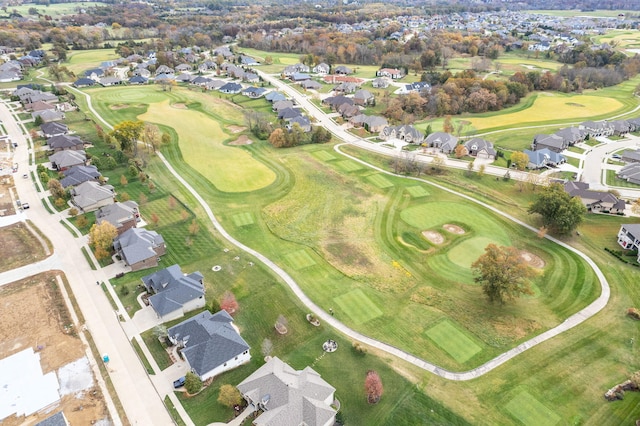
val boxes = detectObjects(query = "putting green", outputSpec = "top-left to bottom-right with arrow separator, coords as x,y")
448,237 -> 502,269
505,390 -> 560,426
284,249 -> 317,270
406,185 -> 430,197
425,320 -> 482,364
139,101 -> 276,192
366,174 -> 394,189
335,160 -> 364,172
232,212 -> 254,227
312,151 -> 337,162
334,289 -> 383,325
467,93 -> 623,130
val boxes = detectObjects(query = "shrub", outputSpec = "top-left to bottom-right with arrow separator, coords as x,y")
627,307 -> 640,320
352,341 -> 367,356
119,285 -> 129,296
69,207 -> 79,217
184,371 -> 202,394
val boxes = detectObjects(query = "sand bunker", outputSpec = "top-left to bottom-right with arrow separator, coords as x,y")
443,224 -> 465,234
422,230 -> 444,245
227,125 -> 247,133
520,251 -> 545,268
109,104 -> 129,110
228,135 -> 253,145
172,103 -> 188,109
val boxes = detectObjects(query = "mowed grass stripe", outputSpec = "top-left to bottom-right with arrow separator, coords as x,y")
284,249 -> 316,270
232,212 -> 254,227
406,185 -> 430,197
366,174 -> 394,189
311,150 -> 337,162
425,320 -> 482,364
505,391 -> 561,426
335,160 -> 364,172
334,289 -> 383,325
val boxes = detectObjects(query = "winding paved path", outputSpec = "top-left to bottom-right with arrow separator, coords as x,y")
73,81 -> 612,380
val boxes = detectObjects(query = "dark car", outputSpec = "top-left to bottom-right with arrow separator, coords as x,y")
173,376 -> 186,388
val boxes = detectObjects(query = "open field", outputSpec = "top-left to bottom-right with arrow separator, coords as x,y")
66,49 -> 121,76
1,2 -> 99,18
593,29 -> 640,54
0,222 -> 48,272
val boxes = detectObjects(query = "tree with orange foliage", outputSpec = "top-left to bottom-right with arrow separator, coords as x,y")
220,291 -> 238,315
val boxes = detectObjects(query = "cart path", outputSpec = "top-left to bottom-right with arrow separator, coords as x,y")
74,84 -> 609,381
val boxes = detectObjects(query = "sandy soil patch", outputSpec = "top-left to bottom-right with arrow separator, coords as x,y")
228,135 -> 253,145
520,251 -> 546,268
443,224 -> 465,234
0,273 -> 108,425
422,230 -> 444,245
227,125 -> 247,133
109,104 -> 129,110
172,102 -> 188,109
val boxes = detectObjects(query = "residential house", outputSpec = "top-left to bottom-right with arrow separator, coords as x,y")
49,150 -> 87,171
333,82 -> 357,94
322,95 -> 353,110
70,181 -> 115,212
564,181 -> 626,214
175,63 -> 192,73
531,134 -> 567,153
523,149 -> 566,169
617,163 -> 640,185
219,82 -> 243,94
611,120 -> 631,136
272,100 -> 295,112
60,165 -> 101,188
627,117 -> 640,132
242,87 -> 267,99
395,82 -> 430,95
237,356 -> 336,426
313,63 -> 330,75
617,224 -> 640,263
154,73 -> 175,84
426,132 -> 458,153
167,310 -> 251,381
265,92 -> 286,103
72,78 -> 96,88
27,91 -> 58,105
99,77 -> 123,86
349,114 -> 388,133
47,135 -> 84,152
95,201 -> 139,235
300,80 -> 322,90
282,63 -> 309,77
128,75 -> 148,85
33,109 -> 65,123
205,79 -> 226,91
198,61 -> 217,73
554,127 -> 586,147
376,68 -> 404,79
353,89 -> 374,106
287,115 -> 312,132
176,73 -> 194,83
83,68 -> 104,80
380,125 -> 425,144
372,77 -> 390,88
213,46 -> 234,58
243,72 -> 260,84
464,138 -> 496,159
291,72 -> 311,82
26,100 -> 55,113
155,65 -> 174,76
278,107 -> 302,120
191,76 -> 212,87
334,65 -> 352,75
621,149 -> 640,163
114,228 -> 165,272
579,120 -> 614,137
337,103 -> 360,119
240,55 -> 259,66
41,122 -> 68,138
141,264 -> 204,320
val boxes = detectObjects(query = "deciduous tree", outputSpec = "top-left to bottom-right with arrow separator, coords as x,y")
217,384 -> 242,408
110,120 -> 144,156
528,183 -> 586,234
89,221 -> 117,261
184,372 -> 202,394
472,244 -> 535,304
510,151 -> 529,171
220,291 -> 238,315
365,370 -> 383,404
47,178 -> 66,199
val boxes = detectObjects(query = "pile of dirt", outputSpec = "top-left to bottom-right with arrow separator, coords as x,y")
228,135 -> 253,146
443,224 -> 465,234
422,230 -> 444,245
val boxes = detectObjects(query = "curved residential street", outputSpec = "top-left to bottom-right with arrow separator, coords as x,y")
70,83 -> 613,381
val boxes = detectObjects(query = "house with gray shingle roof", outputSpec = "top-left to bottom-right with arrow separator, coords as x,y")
464,137 -> 496,159
618,163 -> 640,185
380,124 -> 425,144
168,310 -> 250,381
621,149 -> 640,163
49,150 -> 86,171
531,133 -> 567,153
141,264 -> 204,320
114,227 -> 165,272
617,224 -> 640,263
95,201 -> 139,235
60,165 -> 101,188
47,135 -> 84,152
41,122 -> 68,138
523,149 -> 566,169
70,181 -> 115,212
237,356 -> 336,426
564,181 -> 626,214
426,132 -> 458,153
32,109 -> 65,123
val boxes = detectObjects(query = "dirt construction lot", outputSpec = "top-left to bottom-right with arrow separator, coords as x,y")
0,272 -> 108,425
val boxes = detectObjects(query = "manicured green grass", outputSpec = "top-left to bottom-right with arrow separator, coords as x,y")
335,160 -> 364,172
405,185 -> 430,197
231,212 -> 255,226
366,173 -> 394,188
312,150 -> 337,161
131,337 -> 154,374
607,169 -> 640,188
66,48 -> 121,76
164,396 -> 187,426
284,249 -> 317,270
141,329 -> 173,371
334,289 -> 384,325
426,320 -> 482,364
504,390 -> 561,426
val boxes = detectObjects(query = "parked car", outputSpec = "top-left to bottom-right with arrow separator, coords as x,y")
173,376 -> 186,388
612,154 -> 621,159
22,202 -> 29,209
22,173 -> 28,179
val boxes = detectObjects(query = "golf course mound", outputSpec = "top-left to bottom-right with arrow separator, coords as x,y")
109,103 -> 129,110
520,251 -> 546,269
422,230 -> 444,245
228,135 -> 253,146
172,102 -> 188,109
443,224 -> 465,234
